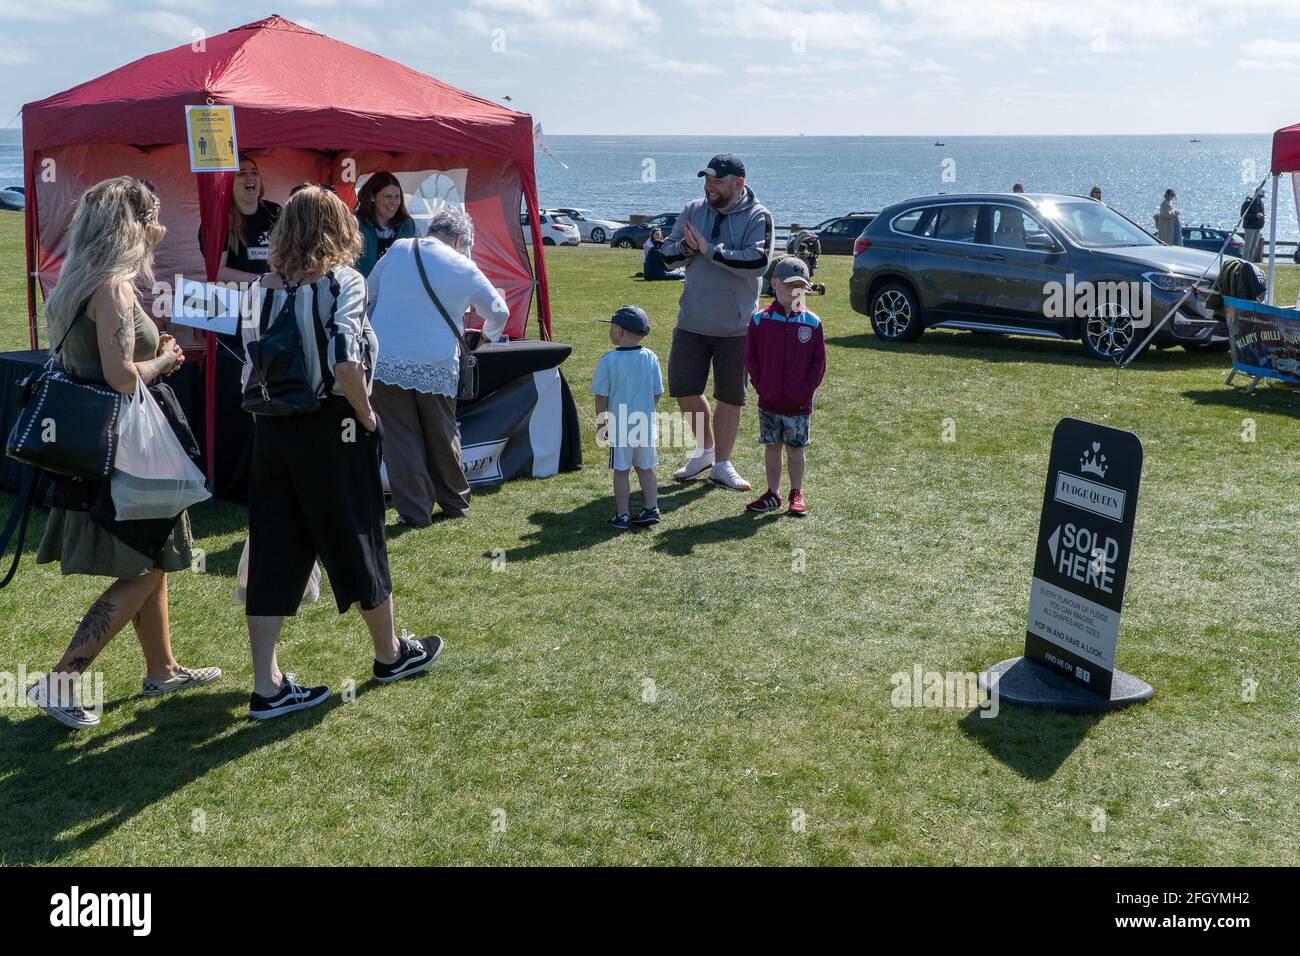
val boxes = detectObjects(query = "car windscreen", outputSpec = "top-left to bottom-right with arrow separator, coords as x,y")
551,215 -> 574,225
1035,201 -> 1158,248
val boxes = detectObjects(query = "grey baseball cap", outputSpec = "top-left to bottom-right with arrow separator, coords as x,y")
601,305 -> 651,335
698,153 -> 745,179
772,257 -> 812,288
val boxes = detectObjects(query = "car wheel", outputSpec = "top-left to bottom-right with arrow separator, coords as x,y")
590,228 -> 606,244
542,238 -> 556,246
869,282 -> 924,343
614,237 -> 634,249
1081,301 -> 1142,362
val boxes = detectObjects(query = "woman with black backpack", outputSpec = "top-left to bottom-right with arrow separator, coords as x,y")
239,185 -> 442,721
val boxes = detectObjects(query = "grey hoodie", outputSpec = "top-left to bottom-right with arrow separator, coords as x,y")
661,186 -> 775,337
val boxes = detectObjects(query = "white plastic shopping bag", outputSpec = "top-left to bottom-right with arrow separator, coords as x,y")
235,538 -> 322,606
111,376 -> 211,521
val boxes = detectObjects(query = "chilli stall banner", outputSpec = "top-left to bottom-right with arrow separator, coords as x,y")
1224,296 -> 1300,389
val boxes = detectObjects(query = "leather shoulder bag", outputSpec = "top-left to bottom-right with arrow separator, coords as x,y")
6,307 -> 122,479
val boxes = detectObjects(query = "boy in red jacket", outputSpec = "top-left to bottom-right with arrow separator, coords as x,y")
744,257 -> 826,515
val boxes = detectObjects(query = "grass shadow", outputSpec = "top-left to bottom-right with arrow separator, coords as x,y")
827,329 -> 1229,373
0,689 -> 337,864
958,705 -> 1101,781
502,481 -> 712,562
1181,386 -> 1300,417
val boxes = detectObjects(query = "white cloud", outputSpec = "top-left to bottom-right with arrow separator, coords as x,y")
459,0 -> 660,49
0,0 -> 111,21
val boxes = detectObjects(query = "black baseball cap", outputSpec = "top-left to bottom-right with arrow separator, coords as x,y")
698,153 -> 745,179
601,305 -> 650,336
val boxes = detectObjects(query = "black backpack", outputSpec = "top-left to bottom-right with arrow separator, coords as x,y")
241,276 -> 321,416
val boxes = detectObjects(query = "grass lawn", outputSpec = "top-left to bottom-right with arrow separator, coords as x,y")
0,208 -> 1296,865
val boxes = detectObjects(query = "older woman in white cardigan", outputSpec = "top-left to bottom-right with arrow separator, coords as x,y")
366,208 -> 510,525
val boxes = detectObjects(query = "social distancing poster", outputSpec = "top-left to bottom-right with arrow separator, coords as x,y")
185,105 -> 239,172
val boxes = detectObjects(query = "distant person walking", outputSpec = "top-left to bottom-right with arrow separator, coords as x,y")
1089,186 -> 1103,202
659,153 -> 774,492
1241,188 -> 1266,263
1012,183 -> 1025,194
1154,189 -> 1183,245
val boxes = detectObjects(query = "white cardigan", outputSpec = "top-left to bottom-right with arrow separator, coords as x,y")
365,237 -> 510,396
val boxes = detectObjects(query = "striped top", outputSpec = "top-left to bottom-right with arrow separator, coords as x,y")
240,266 -> 378,399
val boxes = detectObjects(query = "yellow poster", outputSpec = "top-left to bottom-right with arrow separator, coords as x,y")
186,105 -> 239,172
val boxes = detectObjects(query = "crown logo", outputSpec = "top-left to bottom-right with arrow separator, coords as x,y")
1080,442 -> 1107,478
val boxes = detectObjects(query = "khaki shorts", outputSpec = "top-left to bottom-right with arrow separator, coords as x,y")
667,328 -> 748,406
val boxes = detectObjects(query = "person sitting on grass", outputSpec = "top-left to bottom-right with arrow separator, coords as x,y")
743,257 -> 826,517
593,305 -> 663,531
642,228 -> 684,281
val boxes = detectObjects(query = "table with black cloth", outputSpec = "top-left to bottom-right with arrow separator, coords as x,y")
0,339 -> 582,498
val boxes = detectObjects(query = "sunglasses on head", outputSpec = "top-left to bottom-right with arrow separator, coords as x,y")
290,183 -> 337,196
136,177 -> 157,195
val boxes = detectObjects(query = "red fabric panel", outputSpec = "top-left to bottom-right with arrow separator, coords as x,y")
197,172 -> 233,282
1271,124 -> 1300,174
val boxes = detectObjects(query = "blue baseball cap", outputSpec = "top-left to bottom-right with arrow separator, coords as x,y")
601,305 -> 650,335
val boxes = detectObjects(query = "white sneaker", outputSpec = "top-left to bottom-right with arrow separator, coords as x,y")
673,449 -> 716,481
27,676 -> 101,730
708,460 -> 752,492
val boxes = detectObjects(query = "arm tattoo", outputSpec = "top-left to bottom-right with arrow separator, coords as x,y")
68,596 -> 117,652
113,312 -> 134,362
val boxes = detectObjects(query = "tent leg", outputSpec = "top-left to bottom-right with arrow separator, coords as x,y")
204,332 -> 217,491
1266,173 -> 1279,305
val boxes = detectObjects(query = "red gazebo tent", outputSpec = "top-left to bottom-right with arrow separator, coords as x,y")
21,15 -> 553,479
1265,123 -> 1300,303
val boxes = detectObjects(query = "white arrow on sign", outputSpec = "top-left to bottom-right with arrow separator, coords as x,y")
1046,524 -> 1060,564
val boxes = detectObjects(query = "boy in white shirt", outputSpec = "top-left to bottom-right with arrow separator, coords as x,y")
593,306 -> 663,530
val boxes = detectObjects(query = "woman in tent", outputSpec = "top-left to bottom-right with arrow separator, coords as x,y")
366,208 -> 509,525
354,172 -> 417,277
27,177 -> 221,729
1154,189 -> 1183,245
241,186 -> 441,720
201,154 -> 282,281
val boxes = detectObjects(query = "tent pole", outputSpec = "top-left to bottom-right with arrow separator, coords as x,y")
23,145 -> 39,351
1266,173 -> 1279,306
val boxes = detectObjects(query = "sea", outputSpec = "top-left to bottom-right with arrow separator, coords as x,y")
3,130 -> 1295,238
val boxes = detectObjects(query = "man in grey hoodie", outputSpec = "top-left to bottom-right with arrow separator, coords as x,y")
660,153 -> 774,491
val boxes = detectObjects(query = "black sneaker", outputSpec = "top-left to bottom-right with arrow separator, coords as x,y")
373,635 -> 444,684
630,507 -> 660,526
248,674 -> 331,721
609,513 -> 631,530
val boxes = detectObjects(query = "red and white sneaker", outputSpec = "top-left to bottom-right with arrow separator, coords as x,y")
745,489 -> 782,513
788,489 -> 807,516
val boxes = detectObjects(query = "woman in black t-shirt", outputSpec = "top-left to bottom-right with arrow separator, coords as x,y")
200,156 -> 282,281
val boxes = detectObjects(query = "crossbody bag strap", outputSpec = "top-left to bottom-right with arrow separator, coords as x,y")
413,243 -> 476,367
0,468 -> 43,589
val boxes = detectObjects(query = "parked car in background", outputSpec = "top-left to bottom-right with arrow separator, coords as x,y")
850,193 -> 1252,360
0,187 -> 23,211
1181,225 -> 1245,257
809,212 -> 878,254
608,213 -> 679,249
522,211 -> 580,246
548,208 -> 621,244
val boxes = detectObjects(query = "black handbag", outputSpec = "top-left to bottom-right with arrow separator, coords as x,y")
241,279 -> 321,416
413,244 -> 479,401
5,311 -> 122,479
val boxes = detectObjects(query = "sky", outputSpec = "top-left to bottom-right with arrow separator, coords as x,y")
1,0 -> 1298,135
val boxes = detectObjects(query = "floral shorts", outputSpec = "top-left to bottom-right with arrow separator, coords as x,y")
758,410 -> 811,448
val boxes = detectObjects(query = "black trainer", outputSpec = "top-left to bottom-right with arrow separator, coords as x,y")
248,674 -> 331,721
630,507 -> 660,526
373,635 -> 444,684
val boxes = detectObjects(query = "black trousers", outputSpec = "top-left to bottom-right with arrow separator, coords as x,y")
245,396 -> 392,616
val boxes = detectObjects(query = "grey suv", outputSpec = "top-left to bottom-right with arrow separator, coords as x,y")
849,193 -> 1251,360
